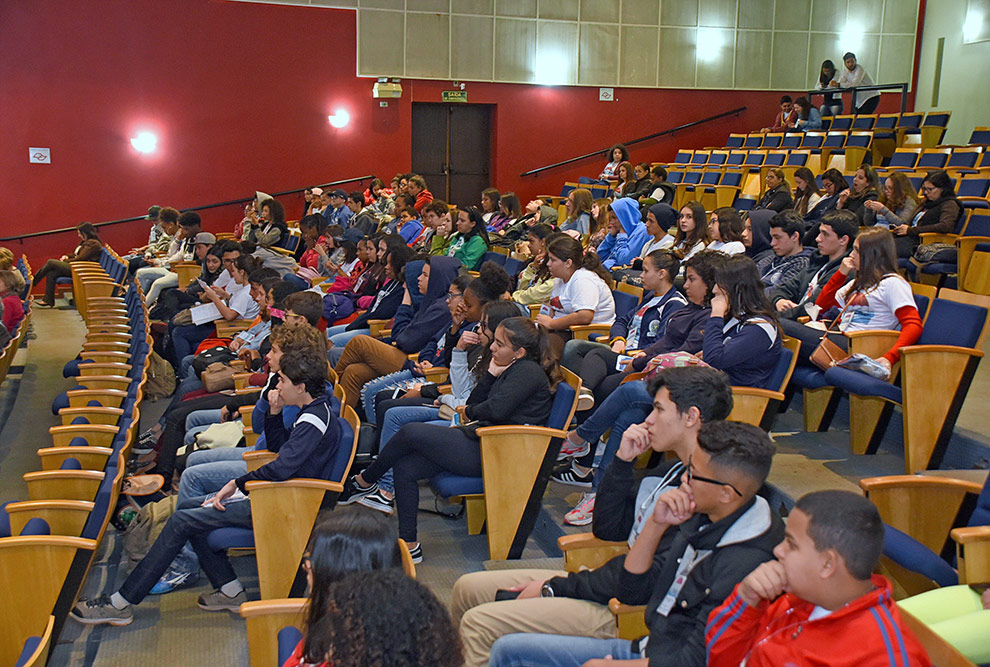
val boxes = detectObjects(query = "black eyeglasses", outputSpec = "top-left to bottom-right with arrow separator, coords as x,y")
687,455 -> 743,497
447,291 -> 463,300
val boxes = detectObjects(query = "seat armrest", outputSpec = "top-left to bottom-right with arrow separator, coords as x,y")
569,324 -> 612,341
951,526 -> 990,585
243,450 -> 278,472
608,598 -> 649,641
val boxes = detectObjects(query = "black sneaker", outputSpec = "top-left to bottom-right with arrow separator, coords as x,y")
357,488 -> 394,514
407,543 -> 423,564
338,475 -> 378,505
551,462 -> 594,488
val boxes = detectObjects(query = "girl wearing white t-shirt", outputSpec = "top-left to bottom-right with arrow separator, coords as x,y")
790,228 -> 922,371
706,207 -> 747,256
535,235 -> 616,356
673,201 -> 711,263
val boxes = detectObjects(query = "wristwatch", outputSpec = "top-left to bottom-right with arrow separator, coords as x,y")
540,582 -> 555,598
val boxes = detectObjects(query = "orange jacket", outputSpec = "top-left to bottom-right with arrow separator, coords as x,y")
706,575 -> 931,667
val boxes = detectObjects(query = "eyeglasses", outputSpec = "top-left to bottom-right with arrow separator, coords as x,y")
687,455 -> 743,497
447,291 -> 463,300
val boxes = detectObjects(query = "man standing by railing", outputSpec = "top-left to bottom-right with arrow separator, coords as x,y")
834,52 -> 880,114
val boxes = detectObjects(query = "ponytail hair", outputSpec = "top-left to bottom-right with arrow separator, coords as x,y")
546,235 -> 613,288
498,316 -> 562,389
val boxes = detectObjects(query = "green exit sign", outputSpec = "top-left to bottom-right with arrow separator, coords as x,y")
442,90 -> 468,103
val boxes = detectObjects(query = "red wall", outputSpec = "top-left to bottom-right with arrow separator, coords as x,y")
0,0 -> 908,274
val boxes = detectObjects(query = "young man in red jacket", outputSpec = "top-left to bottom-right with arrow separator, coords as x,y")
706,490 -> 931,667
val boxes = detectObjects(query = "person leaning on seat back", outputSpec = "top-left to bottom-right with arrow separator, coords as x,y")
835,52 -> 880,115
34,221 -> 104,308
706,490 -> 931,666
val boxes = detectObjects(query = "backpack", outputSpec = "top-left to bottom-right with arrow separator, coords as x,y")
122,494 -> 177,563
322,292 -> 355,324
146,350 -> 176,400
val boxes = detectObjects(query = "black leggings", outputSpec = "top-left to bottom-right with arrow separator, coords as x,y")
35,259 -> 72,303
779,318 -> 849,367
579,347 -> 626,402
361,422 -> 481,542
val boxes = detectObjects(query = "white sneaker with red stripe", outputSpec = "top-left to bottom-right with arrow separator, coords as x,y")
557,432 -> 591,460
564,492 -> 595,526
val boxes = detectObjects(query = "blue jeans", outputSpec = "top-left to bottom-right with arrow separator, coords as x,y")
377,405 -> 442,495
172,323 -> 215,364
489,633 -> 639,666
168,448 -> 250,575
183,408 -> 223,444
575,380 -> 653,491
361,369 -> 417,423
159,355 -> 205,426
119,493 -> 253,604
327,327 -> 369,366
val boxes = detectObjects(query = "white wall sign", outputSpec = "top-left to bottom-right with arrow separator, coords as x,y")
29,147 -> 51,164
598,88 -> 614,102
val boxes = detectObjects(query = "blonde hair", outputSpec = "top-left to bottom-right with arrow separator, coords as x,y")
0,247 -> 14,271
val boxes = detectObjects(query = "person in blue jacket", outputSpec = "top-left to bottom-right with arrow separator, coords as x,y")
334,255 -> 464,411
561,249 -> 687,381
595,197 -> 650,270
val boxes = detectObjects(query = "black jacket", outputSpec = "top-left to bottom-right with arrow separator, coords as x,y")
769,251 -> 848,319
620,497 -> 785,667
463,358 -> 552,432
754,184 -> 793,213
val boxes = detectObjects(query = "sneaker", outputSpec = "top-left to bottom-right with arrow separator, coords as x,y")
406,543 -> 423,564
70,594 -> 133,626
149,567 -> 200,595
557,432 -> 591,460
551,462 -> 594,488
197,588 -> 248,612
338,475 -> 378,505
576,388 -> 595,412
357,488 -> 395,515
564,493 -> 596,526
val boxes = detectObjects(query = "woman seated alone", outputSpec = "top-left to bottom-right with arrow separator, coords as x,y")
781,227 -> 922,375
342,317 -> 559,563
891,169 -> 963,259
34,222 -> 104,307
707,207 -> 747,256
446,206 -> 490,271
754,169 -> 794,213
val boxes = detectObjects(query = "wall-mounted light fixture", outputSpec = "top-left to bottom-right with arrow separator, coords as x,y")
328,109 -> 350,128
130,131 -> 158,154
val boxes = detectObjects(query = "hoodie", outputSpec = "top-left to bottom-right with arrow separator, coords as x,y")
600,197 -> 651,269
391,256 -> 461,353
620,496 -> 785,667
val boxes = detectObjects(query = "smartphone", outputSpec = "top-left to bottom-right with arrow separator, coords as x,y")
494,589 -> 522,601
451,411 -> 461,426
615,355 -> 633,371
197,278 -> 209,289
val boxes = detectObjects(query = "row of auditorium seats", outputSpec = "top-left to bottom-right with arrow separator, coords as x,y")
0,257 -> 34,387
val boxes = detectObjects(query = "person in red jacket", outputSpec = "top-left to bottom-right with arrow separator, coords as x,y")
407,174 -> 434,214
706,490 -> 931,667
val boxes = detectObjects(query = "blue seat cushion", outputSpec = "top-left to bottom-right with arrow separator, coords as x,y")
883,524 -> 957,588
20,517 -> 51,535
63,357 -> 94,378
55,276 -> 72,285
14,636 -> 42,667
51,392 -> 71,414
430,472 -> 483,498
207,526 -> 255,551
823,367 -> 902,403
278,627 -> 304,666
920,262 -> 956,275
0,501 -> 12,538
790,366 -> 829,390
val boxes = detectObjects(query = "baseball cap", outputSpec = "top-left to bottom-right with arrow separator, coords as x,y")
311,187 -> 324,196
146,205 -> 161,220
193,232 -> 217,245
331,189 -> 347,199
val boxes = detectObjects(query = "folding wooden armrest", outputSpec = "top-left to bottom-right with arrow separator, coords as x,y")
23,469 -> 105,501
233,372 -> 255,390
608,598 -> 649,640
917,233 -> 959,245
234,387 -> 262,395
728,387 -> 785,429
243,450 -> 278,472
951,526 -> 990,585
421,367 -> 449,384
860,474 -> 984,553
84,332 -> 131,345
527,304 -> 541,320
66,388 -> 128,409
49,423 -> 119,448
78,351 -> 132,365
238,404 -> 254,423
229,359 -> 247,371
0,535 -> 97,666
438,384 -> 452,394
558,533 -> 629,572
215,319 -> 254,338
245,479 -> 345,599
37,446 -> 114,471
81,341 -> 131,354
240,598 -> 308,667
59,406 -> 124,426
77,362 -> 132,377
69,375 -> 132,393
475,425 -> 569,560
569,324 -> 612,341
3,500 -> 95,537
368,319 -> 391,338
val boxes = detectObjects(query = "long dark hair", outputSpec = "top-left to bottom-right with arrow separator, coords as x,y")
714,255 -> 779,325
339,240 -> 359,264
644,249 -> 680,285
794,96 -> 812,120
530,226 -> 560,283
200,245 -> 224,283
849,227 -> 899,295
498,316 -> 563,388
712,207 -> 745,244
674,201 -> 711,256
77,222 -> 101,241
474,301 -> 527,379
819,59 -> 836,87
607,143 -> 629,162
921,169 -> 959,209
455,205 -> 490,246
683,250 -> 726,306
302,509 -> 402,663
546,235 -> 613,287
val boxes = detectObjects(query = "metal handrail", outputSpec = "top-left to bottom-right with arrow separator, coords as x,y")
0,174 -> 376,242
519,106 -> 747,177
806,82 -> 910,114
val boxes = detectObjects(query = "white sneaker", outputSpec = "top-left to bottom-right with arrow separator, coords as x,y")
576,388 -> 595,412
564,493 -> 596,526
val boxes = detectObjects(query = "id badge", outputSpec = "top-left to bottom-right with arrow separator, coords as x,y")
539,303 -> 553,317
